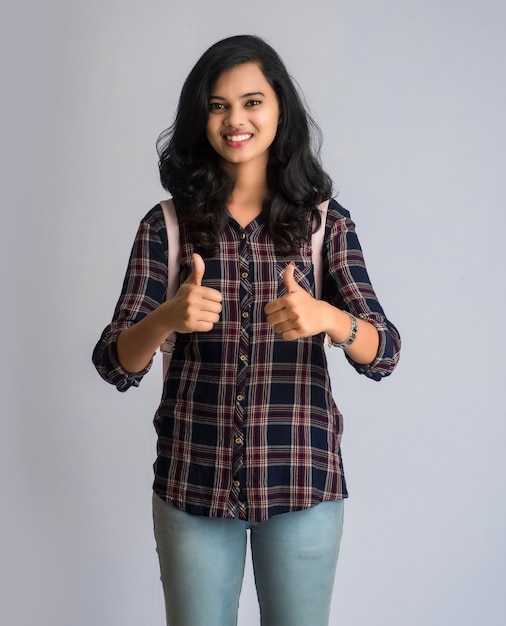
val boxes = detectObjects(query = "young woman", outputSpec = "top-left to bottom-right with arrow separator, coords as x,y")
93,35 -> 400,626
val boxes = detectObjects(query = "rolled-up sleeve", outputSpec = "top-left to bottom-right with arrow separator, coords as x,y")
92,206 -> 169,391
322,200 -> 401,381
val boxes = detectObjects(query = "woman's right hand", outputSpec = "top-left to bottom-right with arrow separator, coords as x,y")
116,254 -> 222,373
164,253 -> 222,334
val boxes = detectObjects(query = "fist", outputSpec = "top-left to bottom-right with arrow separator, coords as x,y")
168,253 -> 223,333
264,262 -> 326,340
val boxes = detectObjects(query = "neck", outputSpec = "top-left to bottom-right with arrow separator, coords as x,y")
221,163 -> 268,228
225,159 -> 268,198
223,160 -> 269,227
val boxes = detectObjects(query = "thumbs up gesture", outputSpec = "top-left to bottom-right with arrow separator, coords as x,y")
185,252 -> 206,287
168,253 -> 223,333
264,262 -> 327,340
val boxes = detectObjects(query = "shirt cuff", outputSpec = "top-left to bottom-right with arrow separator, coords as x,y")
345,315 -> 400,381
109,338 -> 153,391
93,323 -> 153,391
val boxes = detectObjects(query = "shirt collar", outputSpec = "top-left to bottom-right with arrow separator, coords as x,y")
228,211 -> 265,236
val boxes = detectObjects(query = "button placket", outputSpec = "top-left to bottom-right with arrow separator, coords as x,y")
231,229 -> 252,504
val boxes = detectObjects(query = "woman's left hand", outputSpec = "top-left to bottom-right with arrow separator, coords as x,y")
264,262 -> 329,340
265,262 -> 380,363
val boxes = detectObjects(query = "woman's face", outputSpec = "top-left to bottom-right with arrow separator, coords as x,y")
206,62 -> 280,172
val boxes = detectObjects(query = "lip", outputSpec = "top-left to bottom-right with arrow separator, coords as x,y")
222,132 -> 253,148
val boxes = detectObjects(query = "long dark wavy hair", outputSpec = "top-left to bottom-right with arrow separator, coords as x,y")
157,35 -> 333,256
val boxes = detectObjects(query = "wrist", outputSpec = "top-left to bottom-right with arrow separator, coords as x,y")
152,300 -> 177,337
325,307 -> 358,348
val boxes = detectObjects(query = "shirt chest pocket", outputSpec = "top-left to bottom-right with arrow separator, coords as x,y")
275,259 -> 315,298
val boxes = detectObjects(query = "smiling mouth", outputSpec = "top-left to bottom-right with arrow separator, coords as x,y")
224,133 -> 253,143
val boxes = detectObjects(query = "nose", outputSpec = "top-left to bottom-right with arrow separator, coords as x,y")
224,104 -> 245,128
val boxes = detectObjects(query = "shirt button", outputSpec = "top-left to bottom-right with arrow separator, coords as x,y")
240,233 -> 246,240
242,311 -> 249,319
241,271 -> 249,279
237,394 -> 244,402
235,437 -> 243,445
233,480 -> 241,487
240,355 -> 247,362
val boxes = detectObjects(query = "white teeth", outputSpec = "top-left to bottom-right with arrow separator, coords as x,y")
226,134 -> 252,142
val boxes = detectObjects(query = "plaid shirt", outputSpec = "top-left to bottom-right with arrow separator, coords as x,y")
93,199 -> 400,522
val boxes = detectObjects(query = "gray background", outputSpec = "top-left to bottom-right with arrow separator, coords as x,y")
2,1 -> 505,625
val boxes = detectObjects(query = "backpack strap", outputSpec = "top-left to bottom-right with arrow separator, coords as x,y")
312,199 -> 330,346
312,199 -> 329,299
160,199 -> 181,378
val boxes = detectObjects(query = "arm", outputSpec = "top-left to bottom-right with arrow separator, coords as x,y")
264,262 -> 379,365
92,208 -> 221,390
117,253 -> 222,373
320,300 -> 379,365
264,201 -> 400,380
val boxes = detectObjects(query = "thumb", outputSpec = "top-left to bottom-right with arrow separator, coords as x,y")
186,253 -> 205,286
283,262 -> 301,293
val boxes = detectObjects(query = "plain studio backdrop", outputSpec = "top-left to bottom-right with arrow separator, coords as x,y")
2,1 -> 505,624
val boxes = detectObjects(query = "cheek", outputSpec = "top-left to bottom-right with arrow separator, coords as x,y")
263,114 -> 280,141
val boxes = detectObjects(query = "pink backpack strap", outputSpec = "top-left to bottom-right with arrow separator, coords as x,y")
311,199 -> 329,299
312,199 -> 330,347
159,199 -> 181,378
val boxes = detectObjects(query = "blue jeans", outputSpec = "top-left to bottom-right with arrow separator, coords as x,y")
152,494 -> 344,626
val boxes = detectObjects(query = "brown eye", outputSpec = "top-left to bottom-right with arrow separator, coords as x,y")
209,102 -> 226,112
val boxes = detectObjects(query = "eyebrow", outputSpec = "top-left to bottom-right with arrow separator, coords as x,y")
209,91 -> 266,100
